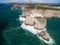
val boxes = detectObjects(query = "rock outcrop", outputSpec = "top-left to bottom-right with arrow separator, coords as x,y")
20,8 -> 51,42
23,9 -> 47,30
25,17 -> 35,26
34,24 -> 45,30
22,12 -> 30,18
12,4 -> 19,10
35,17 -> 46,26
39,31 -> 50,41
24,16 -> 46,30
34,17 -> 46,30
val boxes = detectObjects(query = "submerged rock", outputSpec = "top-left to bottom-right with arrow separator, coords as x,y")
39,31 -> 50,41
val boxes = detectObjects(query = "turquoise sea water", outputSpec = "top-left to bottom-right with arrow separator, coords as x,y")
0,4 -> 60,45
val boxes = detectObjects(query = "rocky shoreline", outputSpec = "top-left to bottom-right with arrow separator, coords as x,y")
19,9 -> 52,43
11,4 -> 55,44
39,31 -> 50,41
11,4 -> 56,43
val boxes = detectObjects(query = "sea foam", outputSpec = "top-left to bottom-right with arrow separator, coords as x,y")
19,15 -> 25,21
21,23 -> 46,34
19,16 -> 56,45
37,33 -> 55,45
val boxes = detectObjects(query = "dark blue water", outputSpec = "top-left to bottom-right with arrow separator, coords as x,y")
47,18 -> 60,45
0,4 -> 60,45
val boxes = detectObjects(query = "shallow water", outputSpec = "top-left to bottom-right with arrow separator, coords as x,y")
0,4 -> 60,45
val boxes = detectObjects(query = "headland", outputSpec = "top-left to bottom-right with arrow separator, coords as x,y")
11,4 -> 56,44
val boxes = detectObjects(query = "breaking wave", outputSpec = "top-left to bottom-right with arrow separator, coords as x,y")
19,16 -> 56,45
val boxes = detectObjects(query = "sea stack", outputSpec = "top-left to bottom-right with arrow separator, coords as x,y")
12,4 -> 19,10
39,31 -> 50,41
20,8 -> 51,42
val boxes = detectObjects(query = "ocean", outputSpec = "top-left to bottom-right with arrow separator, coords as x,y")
0,4 -> 60,45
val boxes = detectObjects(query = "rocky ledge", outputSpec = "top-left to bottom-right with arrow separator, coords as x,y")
39,31 -> 50,41
25,17 -> 35,26
25,16 -> 46,30
20,9 -> 51,42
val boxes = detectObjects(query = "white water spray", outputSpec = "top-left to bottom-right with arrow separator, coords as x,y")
19,16 -> 56,45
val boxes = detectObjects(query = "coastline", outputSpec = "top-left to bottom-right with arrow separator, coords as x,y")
19,15 -> 55,44
12,4 -> 56,44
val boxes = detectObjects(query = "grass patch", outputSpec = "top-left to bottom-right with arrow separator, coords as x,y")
26,5 -> 60,10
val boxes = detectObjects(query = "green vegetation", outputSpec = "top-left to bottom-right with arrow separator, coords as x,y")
26,5 -> 60,10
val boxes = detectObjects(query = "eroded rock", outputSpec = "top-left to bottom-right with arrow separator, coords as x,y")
34,24 -> 44,30
34,17 -> 46,30
25,17 -> 35,26
39,31 -> 50,41
22,12 -> 30,18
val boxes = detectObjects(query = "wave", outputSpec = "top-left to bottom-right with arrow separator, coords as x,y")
37,33 -> 55,45
21,23 -> 46,34
19,15 -> 25,21
19,16 -> 56,45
